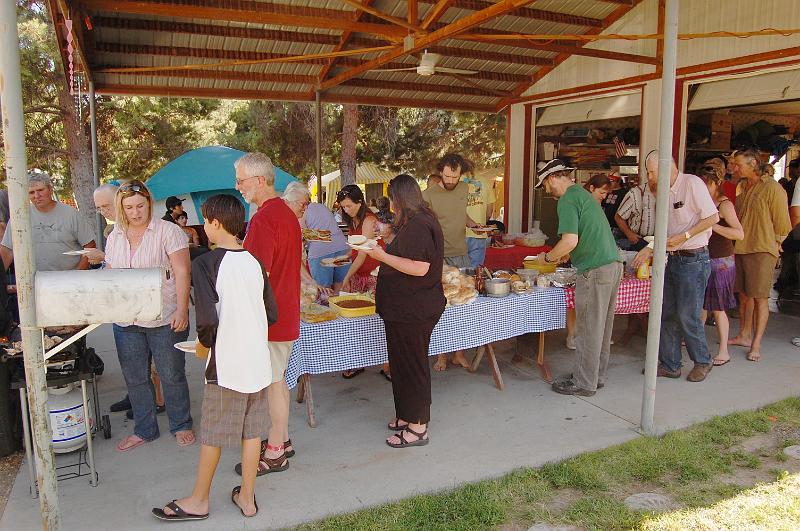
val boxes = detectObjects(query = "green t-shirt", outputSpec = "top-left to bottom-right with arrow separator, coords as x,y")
422,182 -> 468,257
557,185 -> 619,273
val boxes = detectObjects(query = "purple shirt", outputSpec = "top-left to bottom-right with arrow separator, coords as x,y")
303,202 -> 349,259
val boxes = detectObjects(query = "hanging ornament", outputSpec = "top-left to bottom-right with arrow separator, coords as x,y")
65,18 -> 74,95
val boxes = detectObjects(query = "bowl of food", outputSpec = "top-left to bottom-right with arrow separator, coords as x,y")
516,268 -> 539,282
484,278 -> 510,297
328,294 -> 376,318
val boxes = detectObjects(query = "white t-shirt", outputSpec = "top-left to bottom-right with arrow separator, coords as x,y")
791,179 -> 800,208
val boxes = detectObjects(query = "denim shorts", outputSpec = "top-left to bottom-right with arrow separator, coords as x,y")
308,249 -> 350,287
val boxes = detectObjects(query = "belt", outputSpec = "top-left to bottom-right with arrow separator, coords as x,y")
667,246 -> 707,257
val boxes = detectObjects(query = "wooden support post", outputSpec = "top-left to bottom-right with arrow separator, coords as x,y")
468,345 -> 504,391
536,332 -> 552,383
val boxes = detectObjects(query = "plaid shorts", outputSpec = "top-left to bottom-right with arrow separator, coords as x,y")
200,384 -> 269,448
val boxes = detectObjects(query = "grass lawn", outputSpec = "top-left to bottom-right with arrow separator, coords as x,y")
300,397 -> 800,530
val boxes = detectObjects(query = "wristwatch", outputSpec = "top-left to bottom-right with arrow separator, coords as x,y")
544,253 -> 555,263
684,231 -> 691,240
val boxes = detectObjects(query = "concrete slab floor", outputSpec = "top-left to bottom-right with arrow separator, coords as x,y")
2,311 -> 800,530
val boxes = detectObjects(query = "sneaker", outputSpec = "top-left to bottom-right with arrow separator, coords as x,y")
110,395 -> 132,412
566,335 -> 576,350
686,363 -> 712,382
552,379 -> 595,396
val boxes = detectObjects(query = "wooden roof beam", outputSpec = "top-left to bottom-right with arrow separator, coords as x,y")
326,92 -> 496,113
408,0 -> 419,26
421,0 -> 455,30
98,67 -> 317,85
317,0 -> 377,84
441,0 -> 604,27
343,77 -> 506,98
340,0 -> 424,33
78,0 -> 406,41
321,0 -> 537,90
349,37 -> 552,66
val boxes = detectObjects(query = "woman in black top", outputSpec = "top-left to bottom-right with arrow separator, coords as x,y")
363,174 -> 445,448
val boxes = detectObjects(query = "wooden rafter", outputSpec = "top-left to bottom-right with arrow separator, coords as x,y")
458,34 -> 658,65
344,77 -> 506,98
421,0 -> 455,30
95,83 -> 496,112
79,0 -> 406,41
408,0 -> 419,26
495,0 -> 644,110
443,0 -> 604,27
321,0 -> 537,90
317,0 -> 376,84
94,42 -> 530,83
349,37 -> 553,66
99,67 -> 317,85
339,0 -> 423,33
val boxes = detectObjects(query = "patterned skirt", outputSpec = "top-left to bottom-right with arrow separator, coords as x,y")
704,255 -> 737,312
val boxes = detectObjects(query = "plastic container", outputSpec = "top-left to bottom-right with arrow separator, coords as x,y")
328,295 -> 376,318
522,261 -> 557,274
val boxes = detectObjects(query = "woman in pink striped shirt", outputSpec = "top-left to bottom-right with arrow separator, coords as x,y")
105,180 -> 195,452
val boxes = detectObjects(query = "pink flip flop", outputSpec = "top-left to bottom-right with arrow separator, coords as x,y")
116,434 -> 146,452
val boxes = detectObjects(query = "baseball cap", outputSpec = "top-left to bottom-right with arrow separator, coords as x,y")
166,196 -> 185,209
535,159 -> 575,188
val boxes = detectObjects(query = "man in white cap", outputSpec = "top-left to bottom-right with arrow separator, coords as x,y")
534,159 -> 622,396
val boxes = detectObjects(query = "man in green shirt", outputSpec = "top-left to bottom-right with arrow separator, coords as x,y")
534,159 -> 622,396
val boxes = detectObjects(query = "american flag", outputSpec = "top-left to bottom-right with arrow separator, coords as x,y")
613,136 -> 627,159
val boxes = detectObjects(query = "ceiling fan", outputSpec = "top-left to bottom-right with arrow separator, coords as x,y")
380,51 -> 478,76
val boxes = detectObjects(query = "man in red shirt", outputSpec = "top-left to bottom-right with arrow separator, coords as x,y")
235,152 -> 301,474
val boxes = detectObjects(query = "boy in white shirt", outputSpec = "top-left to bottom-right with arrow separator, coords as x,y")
153,194 -> 277,521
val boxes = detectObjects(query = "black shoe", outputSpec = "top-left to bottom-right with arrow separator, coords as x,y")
126,405 -> 165,420
110,395 -> 132,412
564,374 -> 604,389
552,379 -> 596,396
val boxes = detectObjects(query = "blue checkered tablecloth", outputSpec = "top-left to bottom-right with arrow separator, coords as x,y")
285,288 -> 566,388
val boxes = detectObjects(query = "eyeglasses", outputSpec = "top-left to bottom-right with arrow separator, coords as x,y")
235,175 -> 259,186
119,183 -> 147,195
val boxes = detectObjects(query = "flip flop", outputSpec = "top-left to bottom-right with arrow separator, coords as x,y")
116,434 -> 146,452
151,500 -> 208,522
175,430 -> 196,447
231,486 -> 258,518
342,368 -> 365,379
380,369 -> 392,382
713,359 -> 731,366
791,337 -> 800,347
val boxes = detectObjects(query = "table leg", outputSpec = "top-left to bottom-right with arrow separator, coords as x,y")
485,344 -> 505,391
19,388 -> 37,499
295,374 -> 307,404
468,346 -> 484,373
300,374 -> 317,428
536,332 -> 553,383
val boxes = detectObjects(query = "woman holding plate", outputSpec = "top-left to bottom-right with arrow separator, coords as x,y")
364,174 -> 445,448
105,180 -> 194,452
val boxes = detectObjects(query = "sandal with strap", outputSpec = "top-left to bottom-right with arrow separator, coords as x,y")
234,452 -> 289,477
231,486 -> 258,518
386,426 -> 429,448
387,418 -> 409,431
151,500 -> 209,522
264,438 -> 295,458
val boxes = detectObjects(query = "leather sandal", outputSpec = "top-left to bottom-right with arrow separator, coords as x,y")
387,418 -> 409,431
234,452 -> 289,477
264,438 -> 294,458
231,486 -> 258,518
386,426 -> 429,448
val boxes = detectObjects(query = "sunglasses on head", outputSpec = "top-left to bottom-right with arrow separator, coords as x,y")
120,183 -> 146,194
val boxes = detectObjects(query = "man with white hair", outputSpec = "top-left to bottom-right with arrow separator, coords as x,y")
234,152 -> 301,475
634,152 -> 719,382
0,171 -> 95,271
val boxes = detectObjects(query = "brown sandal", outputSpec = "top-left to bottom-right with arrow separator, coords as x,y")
231,486 -> 258,518
234,452 -> 288,476
264,438 -> 295,458
387,426 -> 429,448
387,418 -> 409,431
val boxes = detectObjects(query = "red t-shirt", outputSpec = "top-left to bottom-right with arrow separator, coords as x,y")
722,180 -> 737,205
350,212 -> 383,276
243,197 -> 301,342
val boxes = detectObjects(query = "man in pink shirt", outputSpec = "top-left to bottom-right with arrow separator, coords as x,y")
635,152 -> 719,382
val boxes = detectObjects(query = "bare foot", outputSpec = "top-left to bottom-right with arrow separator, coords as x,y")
175,430 -> 195,447
728,336 -> 752,347
163,497 -> 208,518
451,351 -> 470,369
746,351 -> 762,362
433,355 -> 448,372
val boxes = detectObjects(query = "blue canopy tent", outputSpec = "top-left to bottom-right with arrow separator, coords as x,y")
145,146 -> 297,224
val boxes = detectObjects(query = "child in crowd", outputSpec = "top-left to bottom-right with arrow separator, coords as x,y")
152,194 -> 277,522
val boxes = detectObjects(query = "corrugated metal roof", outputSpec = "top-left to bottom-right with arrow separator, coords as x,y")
54,0 -> 643,112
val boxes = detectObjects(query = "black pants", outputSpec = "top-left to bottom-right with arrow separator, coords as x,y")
384,316 -> 440,424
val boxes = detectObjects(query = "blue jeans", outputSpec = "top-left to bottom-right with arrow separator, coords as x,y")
659,249 -> 712,371
466,237 -> 489,268
113,324 -> 192,441
308,249 -> 350,287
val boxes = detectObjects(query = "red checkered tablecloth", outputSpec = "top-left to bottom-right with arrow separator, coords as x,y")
484,245 -> 550,270
564,277 -> 651,315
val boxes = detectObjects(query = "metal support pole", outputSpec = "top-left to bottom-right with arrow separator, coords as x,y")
0,2 -> 62,528
88,82 -> 104,250
641,0 -> 679,436
315,90 -> 323,204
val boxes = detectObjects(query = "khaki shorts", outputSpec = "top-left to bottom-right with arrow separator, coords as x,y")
200,384 -> 269,448
734,253 -> 777,299
268,341 -> 293,384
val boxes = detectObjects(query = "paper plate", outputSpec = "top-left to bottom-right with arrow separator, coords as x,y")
62,249 -> 91,256
174,340 -> 197,353
348,240 -> 378,252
